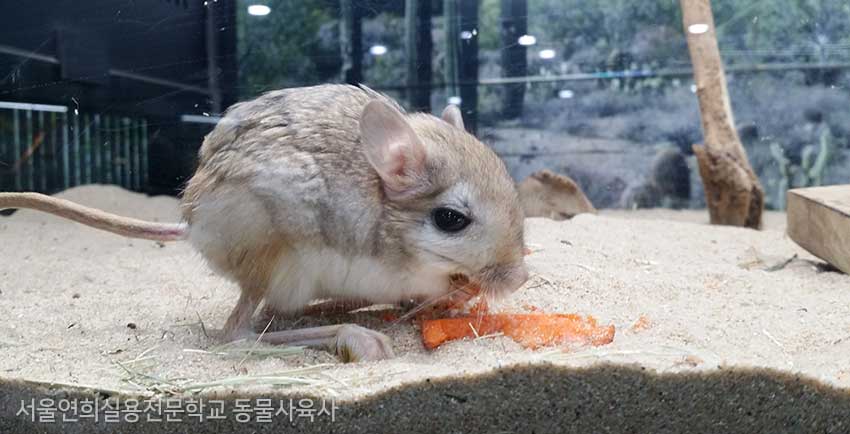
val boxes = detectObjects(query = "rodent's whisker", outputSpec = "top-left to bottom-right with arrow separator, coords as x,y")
393,283 -> 478,324
389,276 -> 486,327
419,247 -> 461,266
390,291 -> 458,326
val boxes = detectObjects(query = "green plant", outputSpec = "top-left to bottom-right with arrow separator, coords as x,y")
769,125 -> 836,209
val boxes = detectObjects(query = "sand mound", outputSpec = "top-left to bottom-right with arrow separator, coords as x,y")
1,185 -> 849,433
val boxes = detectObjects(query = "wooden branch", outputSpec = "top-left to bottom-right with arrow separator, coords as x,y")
340,0 -> 363,85
499,0 -> 527,119
680,0 -> 764,229
457,0 -> 479,134
405,0 -> 432,111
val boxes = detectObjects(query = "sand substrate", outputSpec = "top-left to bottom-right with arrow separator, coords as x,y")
1,185 -> 849,433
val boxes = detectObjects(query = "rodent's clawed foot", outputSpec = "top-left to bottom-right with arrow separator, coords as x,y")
333,324 -> 395,363
247,323 -> 394,363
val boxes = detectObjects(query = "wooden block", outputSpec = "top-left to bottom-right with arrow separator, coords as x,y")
787,185 -> 850,274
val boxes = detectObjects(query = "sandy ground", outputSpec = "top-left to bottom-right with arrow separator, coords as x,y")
601,208 -> 789,232
1,185 -> 849,433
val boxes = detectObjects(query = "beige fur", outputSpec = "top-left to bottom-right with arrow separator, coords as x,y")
182,84 -> 528,353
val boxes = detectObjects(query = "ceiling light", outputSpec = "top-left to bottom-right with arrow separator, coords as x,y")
247,5 -> 271,16
369,45 -> 388,56
518,35 -> 536,46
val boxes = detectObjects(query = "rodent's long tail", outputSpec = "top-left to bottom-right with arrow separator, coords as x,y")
0,192 -> 187,242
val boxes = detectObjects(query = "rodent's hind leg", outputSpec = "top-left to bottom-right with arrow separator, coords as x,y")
222,289 -> 393,362
261,298 -> 400,320
257,324 -> 394,362
301,299 -> 375,317
222,294 -> 393,362
257,298 -> 374,321
399,297 -> 426,311
222,292 -> 263,342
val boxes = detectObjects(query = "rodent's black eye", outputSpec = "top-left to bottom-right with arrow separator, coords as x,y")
432,207 -> 471,233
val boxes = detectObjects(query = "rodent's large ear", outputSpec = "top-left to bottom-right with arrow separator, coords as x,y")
441,104 -> 465,131
360,100 -> 428,200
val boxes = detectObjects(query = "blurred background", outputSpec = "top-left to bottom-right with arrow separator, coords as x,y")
0,0 -> 848,210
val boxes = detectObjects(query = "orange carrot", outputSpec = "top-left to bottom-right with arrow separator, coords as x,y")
421,313 -> 615,350
416,274 -> 483,320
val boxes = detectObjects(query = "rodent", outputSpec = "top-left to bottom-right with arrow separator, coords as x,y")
0,84 -> 529,362
650,147 -> 691,206
621,146 -> 690,209
518,169 -> 596,220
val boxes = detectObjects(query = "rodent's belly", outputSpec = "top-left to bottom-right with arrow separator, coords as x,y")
263,247 -> 450,312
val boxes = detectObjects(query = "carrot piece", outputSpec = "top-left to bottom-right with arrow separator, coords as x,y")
421,313 -> 615,350
416,274 -> 483,320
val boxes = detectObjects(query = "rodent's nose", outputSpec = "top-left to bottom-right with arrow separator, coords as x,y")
476,262 -> 528,298
499,264 -> 530,295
